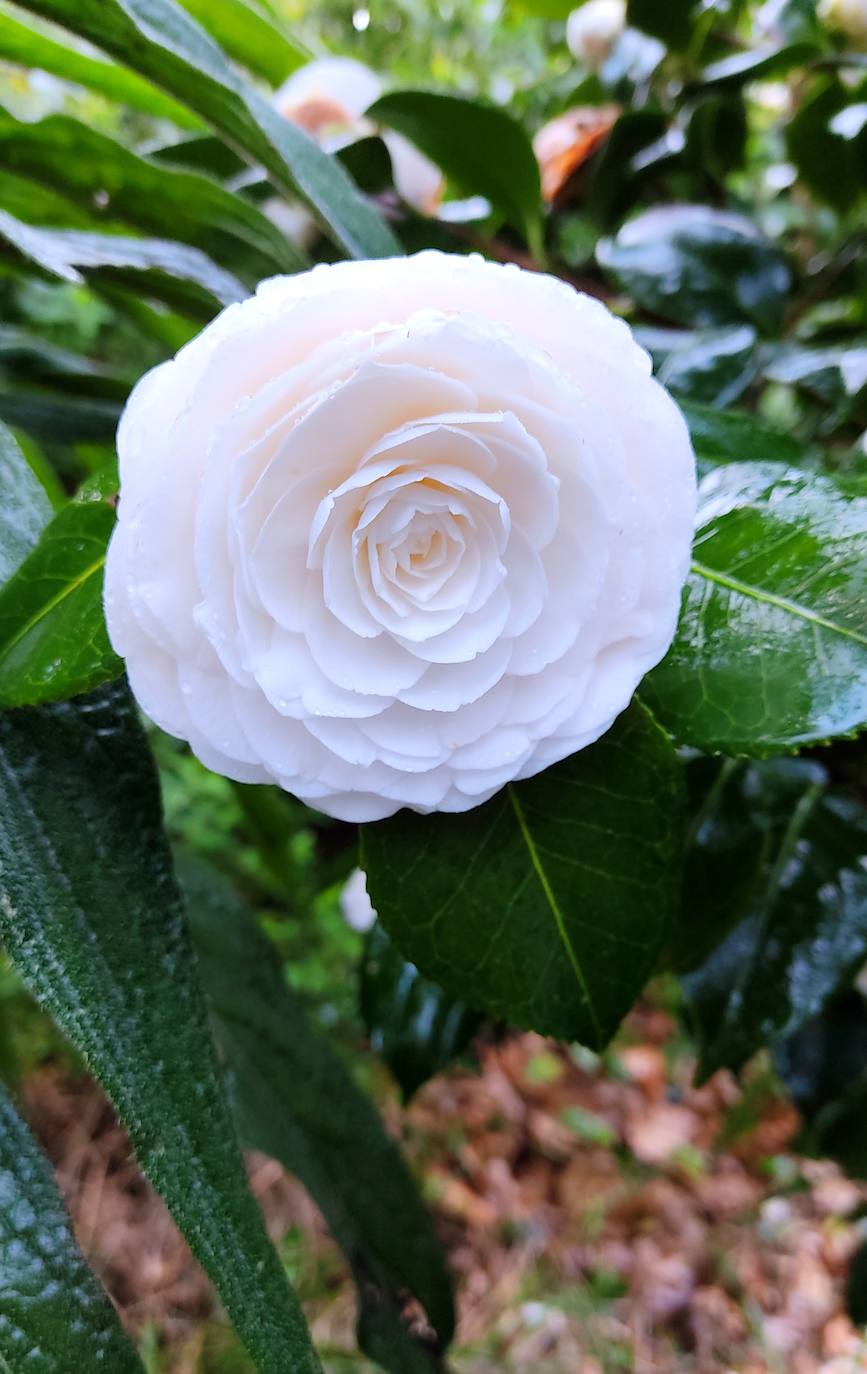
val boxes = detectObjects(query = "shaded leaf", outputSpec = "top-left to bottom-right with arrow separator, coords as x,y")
678,399 -> 814,468
0,1083 -> 144,1373
0,420 -> 51,585
0,108 -> 306,283
0,208 -> 247,319
626,0 -> 699,49
370,90 -> 543,254
0,684 -> 321,1374
787,76 -> 867,210
645,462 -> 867,754
587,108 -> 667,225
679,757 -> 867,1079
0,9 -> 201,128
644,324 -> 759,407
362,922 -> 482,1100
597,204 -> 793,334
182,855 -> 455,1374
15,0 -> 399,261
701,42 -> 818,86
0,388 -> 123,444
362,702 -> 684,1046
0,495 -> 120,708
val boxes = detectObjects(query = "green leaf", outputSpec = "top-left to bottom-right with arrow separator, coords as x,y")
648,324 -> 759,408
679,757 -> 867,1078
0,207 -> 246,319
361,921 -> 481,1100
0,108 -> 306,283
14,0 -> 399,261
0,420 -> 51,584
181,855 -> 455,1374
0,684 -> 321,1374
775,992 -> 867,1176
0,1082 -> 144,1373
177,0 -> 309,86
0,389 -> 123,444
0,9 -> 202,128
0,495 -> 121,708
700,42 -> 818,86
597,204 -> 793,334
626,0 -> 699,49
683,94 -> 747,182
361,702 -> 684,1046
0,325 -> 132,402
678,399 -> 815,469
369,90 -> 543,255
787,76 -> 867,210
587,108 -> 667,226
644,462 -> 867,755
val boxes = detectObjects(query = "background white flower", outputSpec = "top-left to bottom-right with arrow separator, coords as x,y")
105,251 -> 695,822
566,0 -> 627,71
818,0 -> 867,44
339,867 -> 378,933
274,57 -> 444,216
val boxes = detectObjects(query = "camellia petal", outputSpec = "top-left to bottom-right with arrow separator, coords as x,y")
105,251 -> 695,821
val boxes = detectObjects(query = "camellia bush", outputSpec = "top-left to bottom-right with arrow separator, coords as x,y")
0,0 -> 866,1368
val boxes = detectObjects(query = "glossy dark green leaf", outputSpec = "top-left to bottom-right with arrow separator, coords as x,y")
653,324 -> 759,407
597,204 -> 793,334
14,0 -> 399,261
678,399 -> 813,468
361,922 -> 482,1100
626,0 -> 699,48
0,684 -> 321,1374
0,420 -> 51,585
763,340 -> 867,419
678,757 -> 867,1079
775,991 -> 867,1128
787,76 -> 867,210
369,90 -> 543,254
847,1238 -> 867,1325
645,462 -> 867,755
587,108 -> 667,225
0,9 -> 201,128
775,993 -> 867,1182
0,208 -> 246,319
178,0 -> 308,85
0,326 -> 132,402
0,109 -> 305,282
683,94 -> 747,182
0,1083 -> 144,1373
701,42 -> 818,86
182,855 -> 454,1374
0,496 -> 120,708
0,389 -> 123,444
362,702 -> 684,1046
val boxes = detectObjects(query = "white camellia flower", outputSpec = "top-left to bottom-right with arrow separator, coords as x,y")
819,0 -> 867,44
566,0 -> 627,71
105,251 -> 695,822
274,57 -> 444,216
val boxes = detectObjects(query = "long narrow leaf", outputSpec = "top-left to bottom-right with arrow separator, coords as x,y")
0,683 -> 322,1374
14,0 -> 400,260
183,855 -> 455,1374
0,1083 -> 145,1373
0,207 -> 246,318
0,10 -> 201,128
0,107 -> 306,282
178,0 -> 309,86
